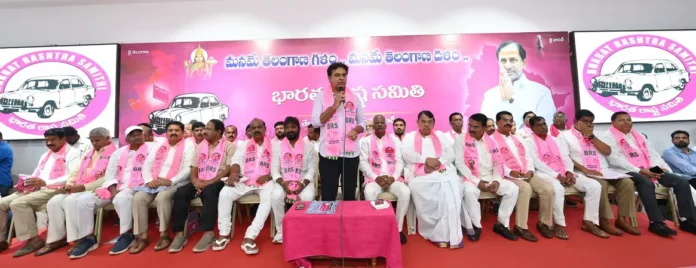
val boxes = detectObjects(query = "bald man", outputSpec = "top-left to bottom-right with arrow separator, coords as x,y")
225,125 -> 238,143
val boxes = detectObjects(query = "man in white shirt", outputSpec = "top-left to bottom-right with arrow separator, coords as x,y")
0,128 -> 81,257
392,118 -> 406,141
225,125 -> 238,143
273,121 -> 285,141
556,110 -> 640,237
359,114 -> 409,244
130,121 -> 195,253
64,126 -> 92,156
525,116 -> 607,239
311,62 -> 366,201
515,111 -> 536,139
39,127 -> 118,259
402,111 -> 464,249
480,41 -> 556,131
270,117 -> 317,244
491,111 -> 555,241
550,111 -> 570,137
214,118 -> 276,255
188,121 -> 205,145
485,118 -> 495,136
602,111 -> 696,236
455,113 -> 519,241
447,112 -> 465,142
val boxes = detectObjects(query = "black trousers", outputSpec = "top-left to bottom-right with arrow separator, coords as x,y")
628,172 -> 696,222
171,181 -> 225,232
319,155 -> 359,201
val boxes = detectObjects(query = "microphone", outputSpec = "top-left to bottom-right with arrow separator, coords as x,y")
337,85 -> 345,104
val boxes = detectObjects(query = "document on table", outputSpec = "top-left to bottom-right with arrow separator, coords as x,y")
584,169 -> 631,180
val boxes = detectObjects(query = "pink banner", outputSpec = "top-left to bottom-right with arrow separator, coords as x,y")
119,32 -> 574,141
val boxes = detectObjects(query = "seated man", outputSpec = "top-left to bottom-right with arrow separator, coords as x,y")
271,116 -> 318,244
98,126 -> 153,255
455,113 -> 519,242
359,114 -> 410,244
525,116 -> 607,239
224,125 -> 238,143
603,112 -> 696,236
187,121 -> 206,146
0,128 -> 81,257
447,112 -> 465,141
214,118 -> 275,255
402,111 -> 464,249
515,111 -> 536,139
556,110 -> 640,236
491,111 -> 555,241
662,130 -> 696,189
169,119 -> 235,253
131,121 -> 195,253
39,127 -> 117,258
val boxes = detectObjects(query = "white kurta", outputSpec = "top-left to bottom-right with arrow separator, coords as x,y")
141,140 -> 195,188
402,130 -> 463,247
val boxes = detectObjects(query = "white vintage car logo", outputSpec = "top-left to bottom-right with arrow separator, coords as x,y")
148,93 -> 229,134
589,59 -> 689,102
0,75 -> 95,118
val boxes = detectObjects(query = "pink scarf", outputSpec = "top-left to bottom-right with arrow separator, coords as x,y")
33,144 -> 69,180
116,143 -> 150,189
367,134 -> 398,182
520,125 -> 533,136
281,138 -> 305,199
532,134 -> 567,174
243,138 -> 272,186
463,133 -> 504,179
550,124 -> 570,137
151,140 -> 186,180
571,128 -> 601,171
322,88 -> 357,157
609,126 -> 651,169
76,143 -> 117,185
197,139 -> 227,181
492,131 -> 527,171
449,130 -> 459,139
413,132 -> 445,177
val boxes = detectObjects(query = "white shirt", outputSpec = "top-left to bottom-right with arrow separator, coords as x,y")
453,135 -> 503,185
524,135 -> 574,178
32,145 -> 81,186
311,91 -> 367,158
271,139 -> 317,182
142,139 -> 195,187
601,130 -> 669,173
401,130 -> 455,181
445,129 -> 463,145
489,132 -> 535,178
101,142 -> 155,190
72,135 -> 93,156
556,130 -> 611,171
359,134 -> 404,180
481,74 -> 556,129
516,126 -> 534,139
231,140 -> 270,174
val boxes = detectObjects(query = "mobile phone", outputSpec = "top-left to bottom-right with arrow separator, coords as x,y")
649,166 -> 664,174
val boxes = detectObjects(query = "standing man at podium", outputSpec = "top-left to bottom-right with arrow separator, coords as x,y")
311,62 -> 366,201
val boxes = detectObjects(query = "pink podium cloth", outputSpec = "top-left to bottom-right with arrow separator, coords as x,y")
283,201 -> 403,268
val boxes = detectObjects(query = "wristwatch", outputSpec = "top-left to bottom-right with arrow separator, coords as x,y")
588,134 -> 596,140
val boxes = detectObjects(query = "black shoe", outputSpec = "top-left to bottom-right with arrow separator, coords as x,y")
493,223 -> 518,241
649,222 -> 676,237
400,233 -> 407,244
0,241 -> 8,253
467,226 -> 481,242
565,200 -> 578,208
679,220 -> 696,235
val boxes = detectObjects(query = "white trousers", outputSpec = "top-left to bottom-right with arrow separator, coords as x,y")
217,182 -> 275,239
47,192 -> 110,243
461,179 -> 519,228
537,173 -> 601,226
364,181 -> 411,232
271,183 -> 315,239
113,188 -> 136,235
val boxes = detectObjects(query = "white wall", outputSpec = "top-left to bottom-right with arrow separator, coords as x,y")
1,0 -> 695,174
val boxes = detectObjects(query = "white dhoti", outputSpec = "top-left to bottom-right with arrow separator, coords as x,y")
271,183 -> 315,239
461,179 -> 519,228
47,192 -> 110,243
364,181 -> 411,232
112,188 -> 137,234
408,168 -> 463,247
218,182 -> 275,239
537,173 -> 601,225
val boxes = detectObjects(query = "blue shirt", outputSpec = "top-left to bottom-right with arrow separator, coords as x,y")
663,146 -> 696,177
0,141 -> 13,187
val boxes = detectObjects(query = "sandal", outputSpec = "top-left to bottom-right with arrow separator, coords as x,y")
212,238 -> 230,251
582,221 -> 610,239
240,241 -> 259,255
154,236 -> 171,251
553,225 -> 569,240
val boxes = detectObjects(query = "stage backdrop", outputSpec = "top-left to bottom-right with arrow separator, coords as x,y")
0,44 -> 119,140
119,33 -> 573,142
572,30 -> 696,123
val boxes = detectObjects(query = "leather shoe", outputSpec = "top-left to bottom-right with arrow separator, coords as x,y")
13,239 -> 45,258
493,223 -> 518,241
536,222 -> 553,239
581,220 -> 609,239
467,226 -> 481,242
513,226 -> 537,242
615,217 -> 640,236
599,218 -> 623,236
129,238 -> 149,254
0,241 -> 8,253
400,233 -> 407,244
679,220 -> 696,235
650,222 -> 676,237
